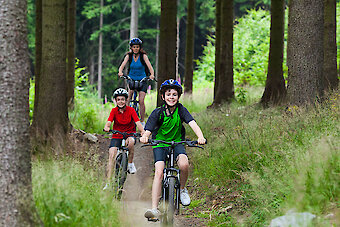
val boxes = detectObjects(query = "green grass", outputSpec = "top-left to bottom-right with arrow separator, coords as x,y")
187,91 -> 340,226
32,158 -> 120,227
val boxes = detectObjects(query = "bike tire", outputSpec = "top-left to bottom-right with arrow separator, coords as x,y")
165,177 -> 176,225
114,152 -> 128,199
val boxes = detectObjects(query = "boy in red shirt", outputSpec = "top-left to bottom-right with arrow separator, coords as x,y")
103,88 -> 144,190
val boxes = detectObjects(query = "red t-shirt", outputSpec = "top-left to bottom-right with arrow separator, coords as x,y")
107,106 -> 140,139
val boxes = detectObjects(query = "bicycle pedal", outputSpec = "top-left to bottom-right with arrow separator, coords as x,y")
147,217 -> 159,222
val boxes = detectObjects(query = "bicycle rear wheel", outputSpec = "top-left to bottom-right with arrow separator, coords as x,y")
114,152 -> 128,199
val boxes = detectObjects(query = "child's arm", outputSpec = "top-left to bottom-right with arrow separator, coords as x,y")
103,121 -> 112,132
140,130 -> 152,144
188,120 -> 206,144
135,121 -> 145,135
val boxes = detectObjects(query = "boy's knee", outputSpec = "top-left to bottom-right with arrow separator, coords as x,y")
178,156 -> 189,170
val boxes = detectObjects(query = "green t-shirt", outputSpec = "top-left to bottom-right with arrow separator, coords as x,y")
154,107 -> 182,148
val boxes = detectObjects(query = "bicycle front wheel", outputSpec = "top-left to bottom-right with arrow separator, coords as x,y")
114,152 -> 128,199
165,177 -> 176,225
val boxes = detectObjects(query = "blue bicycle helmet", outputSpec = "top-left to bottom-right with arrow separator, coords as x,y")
129,38 -> 142,46
159,79 -> 183,96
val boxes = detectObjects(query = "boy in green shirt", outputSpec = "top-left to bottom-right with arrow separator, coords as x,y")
140,79 -> 206,220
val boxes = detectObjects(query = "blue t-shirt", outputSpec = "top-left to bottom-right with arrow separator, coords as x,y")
129,55 -> 146,81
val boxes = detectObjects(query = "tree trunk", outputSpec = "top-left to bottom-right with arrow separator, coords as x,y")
130,0 -> 138,38
184,0 -> 195,94
0,0 -> 41,225
323,0 -> 338,90
155,19 -> 160,84
32,0 -> 69,150
214,0 -> 222,99
97,0 -> 103,99
33,0 -> 42,123
66,0 -> 76,107
213,0 -> 234,105
287,0 -> 324,106
260,0 -> 287,106
157,0 -> 177,106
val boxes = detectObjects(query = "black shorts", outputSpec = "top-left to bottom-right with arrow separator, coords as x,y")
128,79 -> 148,93
109,137 -> 136,148
153,144 -> 187,163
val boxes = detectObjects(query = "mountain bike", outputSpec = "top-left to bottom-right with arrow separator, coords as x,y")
106,129 -> 140,199
121,74 -> 155,117
142,139 -> 205,225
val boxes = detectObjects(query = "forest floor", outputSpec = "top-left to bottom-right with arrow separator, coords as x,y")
74,130 -> 207,226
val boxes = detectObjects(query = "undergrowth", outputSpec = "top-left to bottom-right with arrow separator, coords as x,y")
187,91 -> 339,226
32,158 -> 120,226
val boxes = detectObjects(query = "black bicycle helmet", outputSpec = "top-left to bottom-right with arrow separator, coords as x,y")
129,38 -> 142,46
113,88 -> 128,99
159,79 -> 183,96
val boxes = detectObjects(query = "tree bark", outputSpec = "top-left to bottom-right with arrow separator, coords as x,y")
97,0 -> 103,99
184,0 -> 195,94
130,0 -> 139,38
66,0 -> 76,107
0,0 -> 41,225
33,0 -> 42,123
323,0 -> 338,90
157,0 -> 177,106
260,0 -> 287,106
214,0 -> 221,99
287,0 -> 324,106
32,0 -> 69,150
213,0 -> 234,105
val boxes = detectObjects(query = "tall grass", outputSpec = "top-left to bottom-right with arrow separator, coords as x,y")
32,158 -> 121,226
187,91 -> 339,226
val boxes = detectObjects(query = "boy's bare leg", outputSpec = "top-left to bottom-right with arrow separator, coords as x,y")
177,154 -> 189,189
152,161 -> 165,208
107,147 -> 118,182
126,137 -> 135,163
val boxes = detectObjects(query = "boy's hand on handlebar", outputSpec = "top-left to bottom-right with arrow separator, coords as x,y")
197,137 -> 206,145
149,74 -> 155,80
103,126 -> 110,132
140,136 -> 149,144
118,72 -> 123,77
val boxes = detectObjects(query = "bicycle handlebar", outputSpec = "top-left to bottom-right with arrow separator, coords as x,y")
121,74 -> 157,82
141,139 -> 207,149
103,129 -> 141,138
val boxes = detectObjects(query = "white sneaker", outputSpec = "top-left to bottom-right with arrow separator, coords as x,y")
103,183 -> 110,191
180,188 -> 191,206
144,208 -> 160,221
128,162 -> 137,174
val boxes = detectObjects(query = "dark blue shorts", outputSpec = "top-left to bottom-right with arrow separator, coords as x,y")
128,79 -> 148,93
109,137 -> 136,148
153,144 -> 187,163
